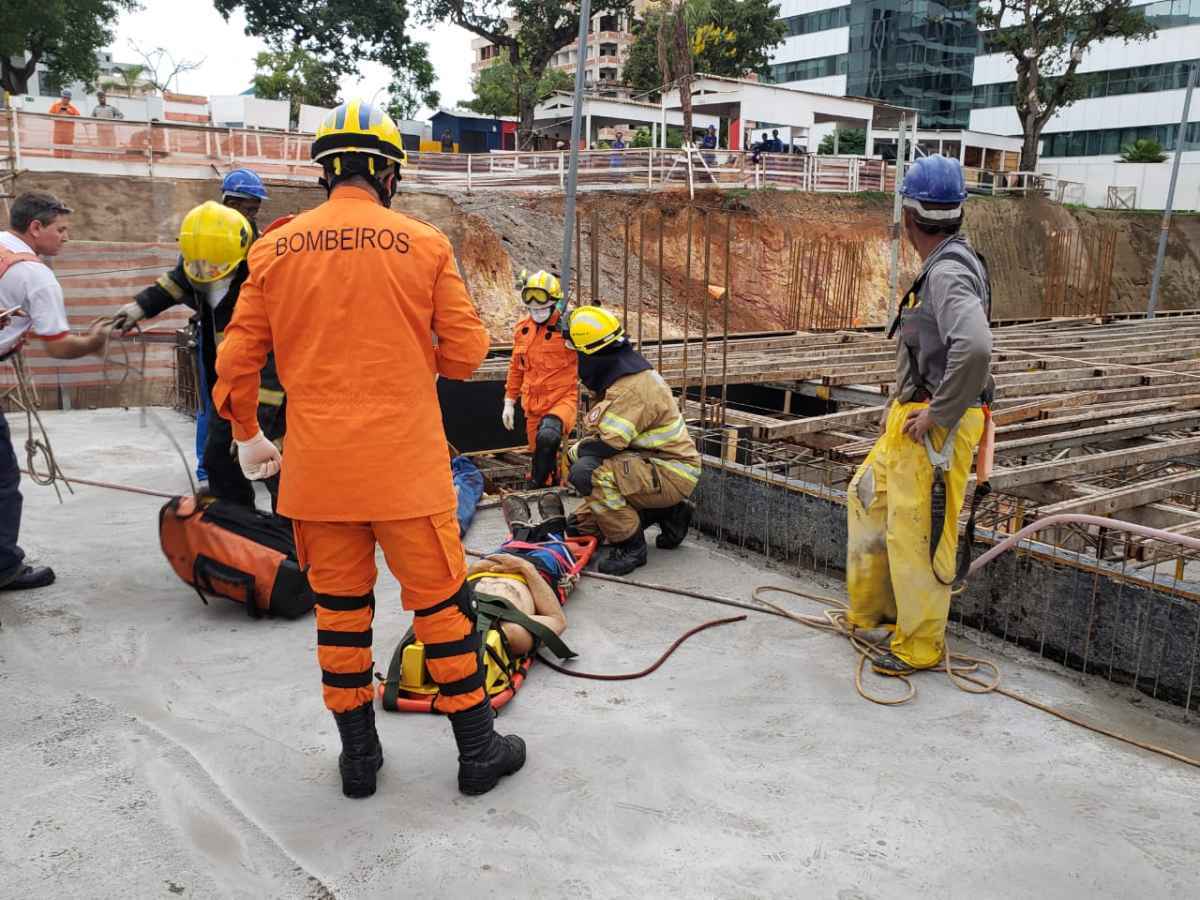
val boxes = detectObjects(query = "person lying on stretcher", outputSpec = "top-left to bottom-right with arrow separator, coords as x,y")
468,491 -> 573,654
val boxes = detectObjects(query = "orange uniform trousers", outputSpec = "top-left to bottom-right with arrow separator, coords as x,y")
293,510 -> 485,715
522,391 -> 578,450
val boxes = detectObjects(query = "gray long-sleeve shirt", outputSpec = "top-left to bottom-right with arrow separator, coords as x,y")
894,235 -> 994,427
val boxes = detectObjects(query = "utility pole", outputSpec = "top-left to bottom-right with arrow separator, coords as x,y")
887,113 -> 910,321
557,0 -> 593,323
1147,61 -> 1198,318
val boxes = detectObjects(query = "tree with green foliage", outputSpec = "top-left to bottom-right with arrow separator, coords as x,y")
214,1 -> 439,113
817,127 -> 865,155
252,43 -> 340,124
978,0 -> 1156,170
657,1 -> 694,137
1119,137 -> 1167,163
0,0 -> 136,96
100,63 -> 147,97
416,0 -> 631,147
464,59 -> 573,119
624,0 -> 785,97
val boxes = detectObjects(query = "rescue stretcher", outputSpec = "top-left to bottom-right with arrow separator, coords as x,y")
379,534 -> 599,713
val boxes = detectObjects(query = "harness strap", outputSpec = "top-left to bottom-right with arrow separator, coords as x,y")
475,595 -> 576,660
924,408 -> 992,589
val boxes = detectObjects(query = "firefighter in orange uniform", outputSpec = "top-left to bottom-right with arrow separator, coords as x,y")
212,99 -> 525,799
501,270 -> 578,487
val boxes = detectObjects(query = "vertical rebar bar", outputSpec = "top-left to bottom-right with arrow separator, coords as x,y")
682,206 -> 693,413
622,212 -> 631,329
637,210 -> 646,349
575,209 -> 582,302
657,212 -> 665,371
722,212 -> 731,428
700,209 -> 711,429
591,204 -> 601,307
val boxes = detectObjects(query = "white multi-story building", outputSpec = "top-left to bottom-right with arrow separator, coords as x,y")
470,3 -> 648,98
970,0 -> 1200,162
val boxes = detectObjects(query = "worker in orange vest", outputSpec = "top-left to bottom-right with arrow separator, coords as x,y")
212,99 -> 524,799
48,89 -> 80,157
501,269 -> 578,487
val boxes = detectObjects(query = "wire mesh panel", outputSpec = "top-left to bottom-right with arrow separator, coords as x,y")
785,236 -> 865,331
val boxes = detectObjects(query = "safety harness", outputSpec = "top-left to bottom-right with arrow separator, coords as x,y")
0,248 -> 39,361
887,240 -> 996,589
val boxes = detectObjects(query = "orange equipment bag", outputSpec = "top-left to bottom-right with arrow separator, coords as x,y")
158,495 -> 315,619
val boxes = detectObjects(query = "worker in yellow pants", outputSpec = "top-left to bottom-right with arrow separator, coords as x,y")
846,154 -> 994,676
846,402 -> 984,669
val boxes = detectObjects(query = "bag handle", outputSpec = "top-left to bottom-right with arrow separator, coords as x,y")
193,554 -> 262,619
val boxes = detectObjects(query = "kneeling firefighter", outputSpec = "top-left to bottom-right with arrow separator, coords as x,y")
212,99 -> 522,799
846,154 -> 994,676
501,270 -> 578,487
564,306 -> 701,576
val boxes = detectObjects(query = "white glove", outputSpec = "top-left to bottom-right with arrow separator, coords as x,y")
235,431 -> 282,480
113,301 -> 146,331
501,398 -> 516,431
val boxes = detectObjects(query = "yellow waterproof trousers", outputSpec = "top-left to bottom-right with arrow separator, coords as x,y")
846,402 -> 984,668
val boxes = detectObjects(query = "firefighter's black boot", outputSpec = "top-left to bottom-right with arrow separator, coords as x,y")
450,699 -> 527,796
654,501 -> 694,550
332,702 -> 384,798
598,529 -> 648,576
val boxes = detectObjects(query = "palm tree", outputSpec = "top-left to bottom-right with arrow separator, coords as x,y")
1119,138 -> 1167,163
101,64 -> 148,98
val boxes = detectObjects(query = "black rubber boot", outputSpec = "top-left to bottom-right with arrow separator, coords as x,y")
0,565 -> 56,591
332,702 -> 384,798
598,530 -> 648,576
501,494 -> 534,541
654,501 -> 694,550
450,699 -> 526,796
537,492 -> 567,535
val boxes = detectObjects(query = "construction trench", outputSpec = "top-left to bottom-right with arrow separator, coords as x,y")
4,176 -> 1200,895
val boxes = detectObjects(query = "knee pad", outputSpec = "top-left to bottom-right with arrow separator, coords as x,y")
413,581 -> 478,626
568,456 -> 603,497
535,415 -> 563,452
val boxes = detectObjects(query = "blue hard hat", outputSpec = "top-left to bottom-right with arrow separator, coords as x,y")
899,154 -> 967,204
221,168 -> 268,201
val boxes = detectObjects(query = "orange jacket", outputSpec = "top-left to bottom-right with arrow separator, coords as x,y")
504,314 -> 578,420
48,102 -> 80,116
213,184 -> 490,521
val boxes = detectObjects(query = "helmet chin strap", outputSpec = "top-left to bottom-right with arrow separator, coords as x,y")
320,157 -> 398,207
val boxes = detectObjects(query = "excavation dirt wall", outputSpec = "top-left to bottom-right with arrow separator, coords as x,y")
10,172 -> 1198,341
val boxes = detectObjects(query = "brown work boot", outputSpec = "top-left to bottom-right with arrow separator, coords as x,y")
501,494 -> 534,539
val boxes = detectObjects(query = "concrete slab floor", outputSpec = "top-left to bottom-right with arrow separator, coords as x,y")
2,409 -> 1200,899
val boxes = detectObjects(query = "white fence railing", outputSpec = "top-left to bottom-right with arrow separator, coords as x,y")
3,109 -> 1085,204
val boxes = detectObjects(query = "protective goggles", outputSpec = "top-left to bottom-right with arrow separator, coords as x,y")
522,287 -> 552,305
184,257 -> 240,284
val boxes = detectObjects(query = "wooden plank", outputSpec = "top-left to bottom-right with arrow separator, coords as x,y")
753,404 -> 885,440
996,411 -> 1200,453
985,436 -> 1200,491
1037,470 -> 1200,517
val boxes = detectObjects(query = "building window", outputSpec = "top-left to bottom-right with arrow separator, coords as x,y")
974,57 -> 1200,108
598,14 -> 619,32
781,6 -> 851,37
1042,121 -> 1200,157
767,54 -> 849,84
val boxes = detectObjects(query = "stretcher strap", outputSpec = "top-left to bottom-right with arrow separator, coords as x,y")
475,595 -> 576,660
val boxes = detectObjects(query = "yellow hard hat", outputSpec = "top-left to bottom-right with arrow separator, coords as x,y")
567,305 -> 624,355
311,99 -> 407,169
521,269 -> 563,305
178,201 -> 252,284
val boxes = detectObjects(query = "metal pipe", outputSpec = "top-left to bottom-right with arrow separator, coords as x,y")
1148,61 -> 1199,318
556,0 -> 593,316
886,114 -> 908,321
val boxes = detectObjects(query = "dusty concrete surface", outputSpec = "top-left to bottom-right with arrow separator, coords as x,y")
3,408 -> 1200,899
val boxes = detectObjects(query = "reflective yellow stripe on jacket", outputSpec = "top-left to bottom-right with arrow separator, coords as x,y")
652,457 -> 701,485
632,415 -> 686,450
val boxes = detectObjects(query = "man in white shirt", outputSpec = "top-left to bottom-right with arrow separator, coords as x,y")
0,191 -> 113,592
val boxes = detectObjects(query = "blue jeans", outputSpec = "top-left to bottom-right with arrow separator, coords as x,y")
0,409 -> 26,583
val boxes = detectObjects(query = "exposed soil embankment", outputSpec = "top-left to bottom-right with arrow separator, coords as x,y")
14,171 -> 1198,340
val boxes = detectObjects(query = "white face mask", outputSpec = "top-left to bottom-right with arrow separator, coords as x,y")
529,304 -> 554,324
205,275 -> 234,309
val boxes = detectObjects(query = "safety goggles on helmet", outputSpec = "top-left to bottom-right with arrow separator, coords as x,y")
523,287 -> 552,305
178,201 -> 252,284
520,269 -> 563,304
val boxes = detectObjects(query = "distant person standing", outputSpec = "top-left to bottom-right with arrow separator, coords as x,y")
90,90 -> 124,120
441,129 -> 455,153
48,89 -> 80,157
610,130 -> 626,169
91,90 -> 124,150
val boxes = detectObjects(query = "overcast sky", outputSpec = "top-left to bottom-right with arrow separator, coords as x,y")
110,2 -> 474,118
